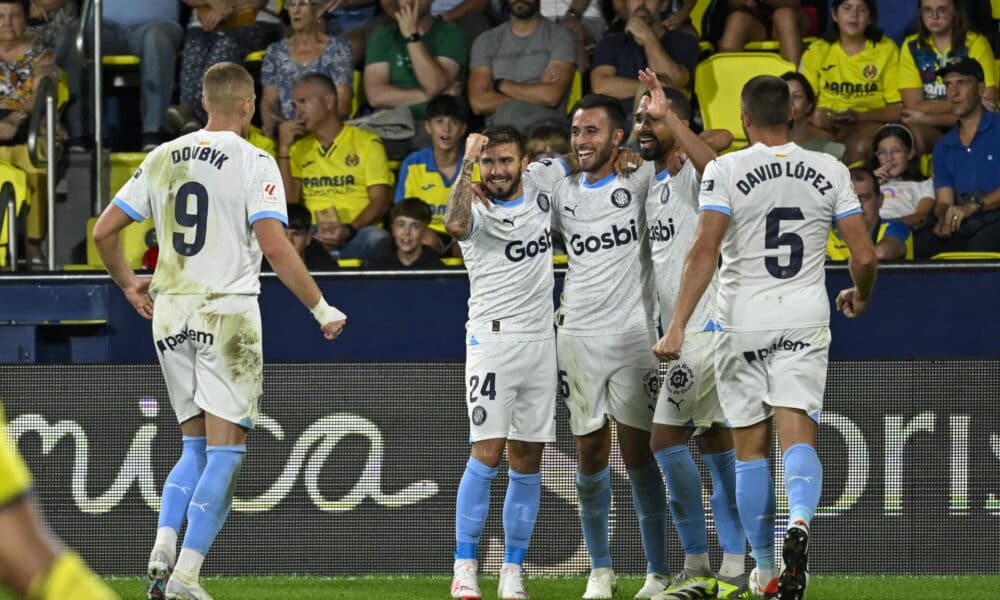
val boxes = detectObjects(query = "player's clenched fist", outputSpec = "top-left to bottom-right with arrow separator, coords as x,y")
464,133 -> 488,162
835,287 -> 868,318
652,327 -> 684,362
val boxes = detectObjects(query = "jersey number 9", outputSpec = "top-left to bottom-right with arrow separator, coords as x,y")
173,181 -> 209,257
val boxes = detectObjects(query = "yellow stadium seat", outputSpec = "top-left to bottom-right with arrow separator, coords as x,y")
920,153 -> 933,178
567,70 -> 583,114
553,254 -> 568,266
441,257 -> 464,267
744,37 -> 818,53
689,0 -> 711,39
338,258 -> 362,267
244,49 -> 266,65
931,251 -> 1000,260
699,40 -> 714,54
109,152 -> 147,198
351,70 -> 364,119
85,216 -> 154,269
102,55 -> 140,67
694,52 -> 796,151
0,163 -> 28,269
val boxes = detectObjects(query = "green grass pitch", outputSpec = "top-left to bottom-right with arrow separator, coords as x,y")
3,574 -> 998,599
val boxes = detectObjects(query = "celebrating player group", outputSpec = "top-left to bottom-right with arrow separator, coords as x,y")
447,68 -> 877,600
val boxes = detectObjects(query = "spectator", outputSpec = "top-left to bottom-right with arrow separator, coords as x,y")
898,0 -> 996,154
262,203 -> 341,270
545,0 -> 607,44
430,0 -> 491,40
167,1 -> 284,137
260,0 -> 353,140
0,0 -> 57,266
870,123 -> 934,227
526,123 -> 570,160
468,0 -> 576,134
64,0 -> 183,151
782,71 -> 846,159
827,167 -> 910,260
365,197 -> 446,268
25,0 -> 80,147
658,0 -> 700,38
591,0 -> 698,128
395,93 -> 477,253
278,72 -> 394,260
800,0 -> 902,165
916,57 -> 1000,256
718,0 -> 807,64
363,0 -> 469,155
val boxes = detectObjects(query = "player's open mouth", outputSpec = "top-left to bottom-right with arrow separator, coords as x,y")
577,150 -> 594,161
488,177 -> 511,185
638,136 -> 656,148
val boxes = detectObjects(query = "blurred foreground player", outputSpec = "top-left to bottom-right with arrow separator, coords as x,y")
0,402 -> 119,600
656,75 -> 877,600
93,62 -> 347,600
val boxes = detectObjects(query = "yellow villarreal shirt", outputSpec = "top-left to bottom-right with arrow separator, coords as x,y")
290,125 -> 395,225
801,38 -> 901,113
0,402 -> 32,506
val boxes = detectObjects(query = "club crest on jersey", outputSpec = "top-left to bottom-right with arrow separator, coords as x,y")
610,188 -> 631,208
471,406 -> 487,426
536,193 -> 550,213
262,181 -> 280,203
667,363 -> 695,394
659,183 -> 671,204
345,153 -> 360,167
642,370 -> 660,399
862,64 -> 878,79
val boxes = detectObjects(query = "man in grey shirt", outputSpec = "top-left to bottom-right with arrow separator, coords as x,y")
468,0 -> 577,134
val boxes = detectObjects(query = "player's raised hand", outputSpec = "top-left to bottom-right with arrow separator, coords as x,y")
321,318 -> 347,340
653,327 -> 684,362
835,287 -> 867,318
464,133 -> 488,163
125,277 -> 154,320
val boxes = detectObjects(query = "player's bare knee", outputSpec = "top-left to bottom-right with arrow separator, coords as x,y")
179,414 -> 206,437
507,441 -> 544,474
470,438 -> 506,468
649,423 -> 690,453
695,423 -> 734,454
575,426 -> 611,474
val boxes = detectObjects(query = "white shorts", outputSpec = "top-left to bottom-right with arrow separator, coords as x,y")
465,337 -> 557,443
152,294 -> 263,429
653,330 -> 725,431
714,326 -> 830,428
557,328 -> 659,436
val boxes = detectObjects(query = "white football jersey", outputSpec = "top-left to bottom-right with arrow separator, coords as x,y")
699,142 -> 860,331
458,158 -> 565,342
113,130 -> 287,296
551,161 -> 658,335
646,160 -> 719,333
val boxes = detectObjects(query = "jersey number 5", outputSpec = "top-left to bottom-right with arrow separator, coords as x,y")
765,207 -> 804,279
173,181 -> 209,257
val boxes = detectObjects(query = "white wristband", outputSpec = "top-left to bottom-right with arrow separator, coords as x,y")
310,298 -> 346,326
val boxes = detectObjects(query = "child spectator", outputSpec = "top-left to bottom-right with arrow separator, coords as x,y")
871,123 -> 935,228
800,0 -> 902,165
526,124 -> 571,161
898,0 -> 996,154
782,71 -> 846,160
394,94 -> 477,253
366,197 -> 446,268
262,203 -> 340,271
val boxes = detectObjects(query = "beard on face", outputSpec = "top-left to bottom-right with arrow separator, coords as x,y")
486,169 -> 523,200
510,0 -> 539,19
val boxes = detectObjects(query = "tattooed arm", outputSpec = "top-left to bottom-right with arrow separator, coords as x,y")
445,133 -> 489,240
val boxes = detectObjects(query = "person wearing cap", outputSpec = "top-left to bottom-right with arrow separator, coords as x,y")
915,56 -> 1000,257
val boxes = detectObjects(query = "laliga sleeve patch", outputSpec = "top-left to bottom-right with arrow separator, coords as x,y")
262,181 -> 280,204
701,179 -> 714,192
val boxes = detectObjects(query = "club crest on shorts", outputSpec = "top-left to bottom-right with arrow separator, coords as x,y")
610,188 -> 631,208
659,183 -> 671,204
667,363 -> 695,394
472,405 -> 487,426
536,193 -> 550,213
642,369 -> 660,399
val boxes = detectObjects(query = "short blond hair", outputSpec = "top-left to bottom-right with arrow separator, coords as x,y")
202,62 -> 254,114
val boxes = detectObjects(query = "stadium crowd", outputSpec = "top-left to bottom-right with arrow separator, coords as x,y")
2,0 -> 1000,268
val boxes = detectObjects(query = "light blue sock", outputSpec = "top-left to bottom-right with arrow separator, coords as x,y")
703,449 -> 745,555
455,457 -> 498,560
181,445 -> 246,555
735,458 -> 775,572
628,461 -> 669,574
503,469 -> 541,565
576,467 -> 612,569
783,443 -> 823,526
158,436 -> 207,532
654,445 -> 707,556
